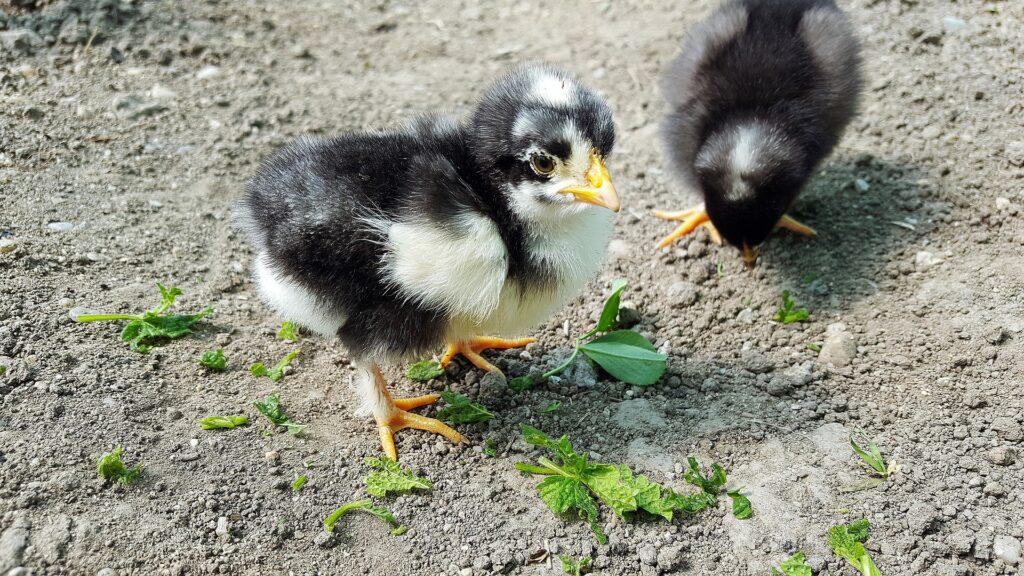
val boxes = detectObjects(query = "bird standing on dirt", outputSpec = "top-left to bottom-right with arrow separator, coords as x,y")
236,64 -> 618,459
655,0 -> 861,265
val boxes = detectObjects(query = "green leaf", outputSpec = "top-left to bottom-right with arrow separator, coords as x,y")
198,415 -> 247,430
291,475 -> 307,491
250,349 -> 300,381
596,279 -> 628,332
436,390 -> 494,424
509,375 -> 535,392
323,499 -> 400,534
199,349 -> 226,371
772,552 -> 813,576
559,554 -> 591,576
407,359 -> 445,382
578,330 -> 667,386
0,365 -> 6,376
828,519 -> 882,576
252,392 -> 305,435
483,439 -> 498,458
96,446 -> 142,486
727,490 -> 753,519
851,429 -> 888,478
773,290 -> 809,324
277,321 -> 299,342
364,457 -> 432,497
537,475 -> 605,544
683,457 -> 727,495
806,342 -> 822,353
543,401 -> 561,413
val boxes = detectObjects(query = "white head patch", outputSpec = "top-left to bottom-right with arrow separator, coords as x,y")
531,73 -> 575,107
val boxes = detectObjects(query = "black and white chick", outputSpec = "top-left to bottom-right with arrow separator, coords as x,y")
656,0 -> 861,265
236,64 -> 618,460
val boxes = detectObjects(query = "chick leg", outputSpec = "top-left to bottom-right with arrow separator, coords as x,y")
359,363 -> 464,461
776,214 -> 817,237
439,336 -> 536,373
653,202 -> 723,248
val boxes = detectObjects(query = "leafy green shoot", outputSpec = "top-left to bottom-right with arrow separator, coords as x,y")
407,359 -> 445,382
515,425 -> 723,543
560,555 -> 591,576
771,552 -> 813,576
828,519 -> 881,576
253,392 -> 305,435
436,390 -> 494,424
323,499 -> 405,536
851,429 -> 889,478
277,321 -> 299,342
291,474 -> 307,491
806,342 -> 822,353
773,290 -> 809,324
96,446 -> 142,485
727,489 -> 753,520
364,457 -> 433,497
716,260 -> 726,278
0,365 -> 6,376
483,438 -> 498,458
199,349 -> 226,371
72,283 -> 213,352
509,375 -> 535,393
544,280 -> 666,386
543,401 -> 562,413
801,272 -> 818,285
198,415 -> 247,430
250,349 -> 300,382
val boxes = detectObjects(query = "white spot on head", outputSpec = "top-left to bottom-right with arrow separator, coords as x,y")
730,125 -> 763,175
530,73 -> 575,107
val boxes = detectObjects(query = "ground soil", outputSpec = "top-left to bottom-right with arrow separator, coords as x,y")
1,0 -> 1022,575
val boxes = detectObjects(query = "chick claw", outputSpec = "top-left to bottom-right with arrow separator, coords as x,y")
653,203 -> 723,248
376,394 -> 464,461
439,336 -> 536,373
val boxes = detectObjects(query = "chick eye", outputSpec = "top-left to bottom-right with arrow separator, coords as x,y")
530,154 -> 556,176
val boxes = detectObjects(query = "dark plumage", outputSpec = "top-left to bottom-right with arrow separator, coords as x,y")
236,64 -> 618,459
657,0 -> 861,263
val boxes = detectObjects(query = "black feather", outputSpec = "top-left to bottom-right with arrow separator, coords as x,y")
661,0 -> 862,248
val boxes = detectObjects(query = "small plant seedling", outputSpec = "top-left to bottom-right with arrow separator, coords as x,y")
0,365 -> 6,376
515,425 -> 728,543
545,279 -> 667,386
559,555 -> 591,576
801,272 -> 818,285
727,489 -> 753,520
828,519 -> 882,576
253,392 -> 305,435
407,359 -> 445,382
250,349 -> 300,382
436,390 -> 494,424
543,401 -> 561,413
773,290 -> 809,324
483,438 -> 498,458
324,499 -> 406,536
97,446 -> 142,485
198,415 -> 247,430
509,375 -> 535,392
291,475 -> 307,491
771,552 -> 813,576
277,321 -> 299,342
806,342 -> 822,353
72,283 -> 213,352
199,349 -> 226,371
850,429 -> 894,478
364,457 -> 432,497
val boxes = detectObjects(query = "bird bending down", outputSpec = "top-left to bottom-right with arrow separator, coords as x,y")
236,64 -> 619,459
656,0 -> 861,265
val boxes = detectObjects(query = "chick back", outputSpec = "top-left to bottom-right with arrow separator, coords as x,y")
661,0 -> 861,191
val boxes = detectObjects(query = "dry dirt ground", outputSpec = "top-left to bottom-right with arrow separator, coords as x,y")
1,0 -> 1023,574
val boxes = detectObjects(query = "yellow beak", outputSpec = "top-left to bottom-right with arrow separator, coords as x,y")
558,154 -> 619,212
740,243 -> 760,267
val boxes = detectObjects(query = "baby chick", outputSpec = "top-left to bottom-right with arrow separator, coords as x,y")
656,0 -> 861,265
236,64 -> 618,459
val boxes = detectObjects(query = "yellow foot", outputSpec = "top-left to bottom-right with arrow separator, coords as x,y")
365,365 -> 464,461
653,202 -> 722,248
776,214 -> 817,237
439,336 -> 536,373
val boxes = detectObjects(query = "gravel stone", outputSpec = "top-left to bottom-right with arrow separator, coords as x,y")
993,536 -> 1021,566
907,501 -> 942,536
819,324 -> 857,367
984,446 -> 1016,466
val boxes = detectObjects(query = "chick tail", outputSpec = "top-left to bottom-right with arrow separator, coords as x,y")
439,336 -> 536,373
653,202 -> 723,248
355,362 -> 464,461
776,214 -> 817,237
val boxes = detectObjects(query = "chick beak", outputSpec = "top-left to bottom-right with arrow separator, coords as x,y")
740,243 -> 760,268
559,154 -> 619,212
